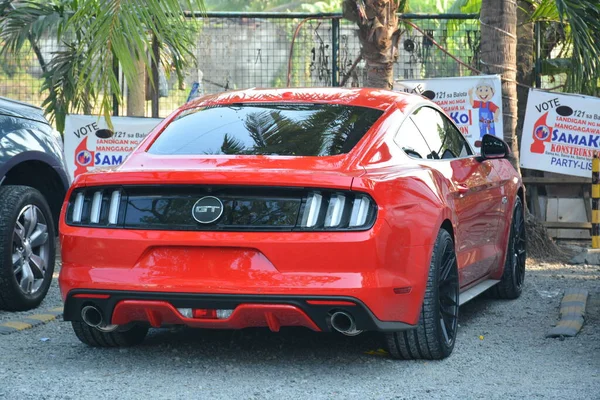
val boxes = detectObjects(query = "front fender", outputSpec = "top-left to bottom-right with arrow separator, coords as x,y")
0,151 -> 70,191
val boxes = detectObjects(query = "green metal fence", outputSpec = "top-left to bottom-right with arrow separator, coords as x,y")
0,12 -> 481,119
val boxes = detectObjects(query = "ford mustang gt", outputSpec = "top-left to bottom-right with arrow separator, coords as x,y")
59,88 -> 525,359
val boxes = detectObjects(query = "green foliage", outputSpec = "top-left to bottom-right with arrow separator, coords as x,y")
452,0 -> 480,14
446,0 -> 600,95
540,57 -> 570,76
0,0 -> 74,66
532,0 -> 600,95
205,0 -> 343,12
406,0 -> 461,13
205,0 -> 300,12
0,0 -> 205,132
41,42 -> 95,129
301,1 -> 342,13
529,0 -> 559,20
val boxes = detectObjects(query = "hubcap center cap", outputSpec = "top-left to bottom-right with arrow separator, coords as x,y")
23,239 -> 32,260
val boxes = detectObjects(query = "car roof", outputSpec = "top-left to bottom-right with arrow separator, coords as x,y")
184,87 -> 421,112
0,96 -> 47,124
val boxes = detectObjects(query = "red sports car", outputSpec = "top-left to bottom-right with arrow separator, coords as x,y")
59,88 -> 525,359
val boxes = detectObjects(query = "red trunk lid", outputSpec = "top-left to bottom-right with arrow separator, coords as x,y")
82,152 -> 362,189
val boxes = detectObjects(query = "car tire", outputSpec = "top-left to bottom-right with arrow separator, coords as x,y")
0,185 -> 56,311
385,228 -> 459,360
71,321 -> 149,347
490,196 -> 526,300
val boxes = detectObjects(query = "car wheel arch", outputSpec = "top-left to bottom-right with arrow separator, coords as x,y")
438,217 -> 458,267
494,188 -> 526,278
434,203 -> 459,247
440,219 -> 455,243
417,217 -> 457,289
1,157 -> 68,231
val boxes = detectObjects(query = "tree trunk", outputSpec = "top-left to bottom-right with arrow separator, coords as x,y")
502,1 -> 559,257
516,0 -> 539,210
342,0 -> 400,89
516,0 -> 535,149
127,57 -> 146,117
480,0 -> 519,173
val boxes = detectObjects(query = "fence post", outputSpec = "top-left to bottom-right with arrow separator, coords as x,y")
331,18 -> 339,86
151,33 -> 160,118
112,53 -> 119,116
534,21 -> 542,88
593,152 -> 600,248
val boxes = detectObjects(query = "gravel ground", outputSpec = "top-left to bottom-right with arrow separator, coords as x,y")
0,251 -> 598,399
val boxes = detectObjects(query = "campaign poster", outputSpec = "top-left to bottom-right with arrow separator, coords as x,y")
520,89 -> 600,177
393,75 -> 503,150
64,115 -> 162,180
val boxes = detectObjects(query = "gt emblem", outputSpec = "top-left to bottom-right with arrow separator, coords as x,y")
195,205 -> 220,213
192,196 -> 224,224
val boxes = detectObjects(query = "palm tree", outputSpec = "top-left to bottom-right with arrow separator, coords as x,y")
479,0 -> 519,170
0,0 -> 205,132
529,0 -> 600,96
516,0 -> 535,150
342,0 -> 404,89
448,0 -> 600,171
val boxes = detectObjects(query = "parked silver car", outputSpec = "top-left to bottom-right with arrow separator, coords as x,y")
0,97 -> 69,310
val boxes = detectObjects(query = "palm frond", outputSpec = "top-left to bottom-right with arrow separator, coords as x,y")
1,0 -> 204,130
0,0 -> 72,63
531,0 -> 600,95
69,0 -> 204,123
220,133 -> 246,155
40,43 -> 96,132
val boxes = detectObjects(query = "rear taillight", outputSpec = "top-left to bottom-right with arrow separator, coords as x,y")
71,192 -> 85,223
108,190 -> 121,224
66,188 -> 123,226
324,194 -> 345,227
300,193 -> 323,228
66,186 -> 377,231
298,191 -> 376,230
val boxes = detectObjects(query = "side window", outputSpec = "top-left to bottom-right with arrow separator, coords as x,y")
443,116 -> 473,158
393,117 -> 432,159
411,107 -> 472,159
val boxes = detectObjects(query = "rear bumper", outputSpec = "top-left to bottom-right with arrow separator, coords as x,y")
63,290 -> 415,332
59,218 -> 433,327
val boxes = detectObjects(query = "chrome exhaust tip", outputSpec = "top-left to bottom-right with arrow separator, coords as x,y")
330,311 -> 362,336
81,306 -> 119,332
81,305 -> 103,328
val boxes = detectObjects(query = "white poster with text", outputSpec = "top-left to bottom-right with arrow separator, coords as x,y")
64,115 -> 162,180
520,89 -> 600,177
394,75 -> 503,150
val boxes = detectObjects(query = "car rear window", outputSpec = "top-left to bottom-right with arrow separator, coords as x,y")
148,103 -> 383,156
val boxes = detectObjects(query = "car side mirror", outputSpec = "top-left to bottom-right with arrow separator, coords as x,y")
481,134 -> 509,159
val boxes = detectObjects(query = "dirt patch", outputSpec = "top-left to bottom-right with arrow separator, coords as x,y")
526,215 -> 571,262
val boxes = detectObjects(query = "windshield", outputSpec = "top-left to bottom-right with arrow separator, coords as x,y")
148,103 -> 383,156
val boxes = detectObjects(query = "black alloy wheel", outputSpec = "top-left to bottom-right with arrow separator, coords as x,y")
490,197 -> 526,299
385,229 -> 459,360
437,235 -> 459,348
0,186 -> 56,311
512,200 -> 527,289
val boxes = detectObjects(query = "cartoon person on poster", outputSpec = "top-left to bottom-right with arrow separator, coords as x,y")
468,79 -> 500,138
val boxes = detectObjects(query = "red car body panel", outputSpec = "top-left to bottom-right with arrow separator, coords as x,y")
111,301 -> 321,332
80,156 -> 358,190
59,88 -> 522,333
60,218 -> 427,324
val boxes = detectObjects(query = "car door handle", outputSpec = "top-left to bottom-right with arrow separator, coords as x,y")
456,184 -> 469,194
